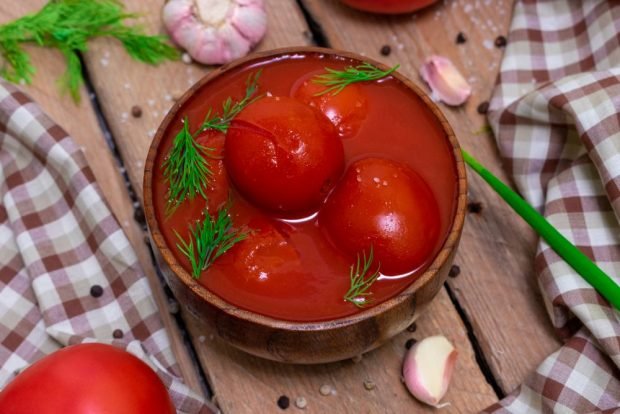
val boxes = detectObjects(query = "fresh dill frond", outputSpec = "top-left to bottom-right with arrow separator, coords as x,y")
162,118 -> 213,216
197,70 -> 262,134
344,247 -> 381,308
313,63 -> 399,96
162,71 -> 262,215
0,0 -> 178,102
174,205 -> 248,279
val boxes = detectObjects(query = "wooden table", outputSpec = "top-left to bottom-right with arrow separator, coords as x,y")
2,0 -> 562,412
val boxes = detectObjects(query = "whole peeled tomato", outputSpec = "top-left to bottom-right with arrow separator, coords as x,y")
225,96 -> 344,215
339,0 -> 438,14
228,217 -> 303,297
319,157 -> 440,275
195,129 -> 230,215
291,74 -> 369,138
0,343 -> 175,414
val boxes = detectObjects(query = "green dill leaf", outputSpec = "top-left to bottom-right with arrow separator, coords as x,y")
313,63 -> 399,96
161,71 -> 262,216
162,117 -> 213,216
175,204 -> 248,278
344,246 -> 381,308
0,0 -> 178,102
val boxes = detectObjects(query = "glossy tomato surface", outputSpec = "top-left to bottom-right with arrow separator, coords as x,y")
225,96 -> 344,215
291,74 -> 368,138
0,344 -> 175,414
319,157 -> 440,275
339,0 -> 438,14
195,130 -> 230,215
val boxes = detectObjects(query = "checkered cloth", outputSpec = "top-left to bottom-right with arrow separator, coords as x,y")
0,80 -> 217,414
484,0 -> 620,412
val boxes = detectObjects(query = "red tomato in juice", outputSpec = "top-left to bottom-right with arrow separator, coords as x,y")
291,74 -> 368,138
195,130 -> 230,214
339,0 -> 438,14
225,96 -> 344,215
0,343 -> 175,414
319,157 -> 440,275
228,217 -> 303,296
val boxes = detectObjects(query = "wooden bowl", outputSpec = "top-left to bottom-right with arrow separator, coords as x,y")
143,47 -> 467,364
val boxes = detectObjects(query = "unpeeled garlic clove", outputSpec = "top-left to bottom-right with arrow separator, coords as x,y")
420,55 -> 471,106
402,335 -> 457,407
163,0 -> 267,65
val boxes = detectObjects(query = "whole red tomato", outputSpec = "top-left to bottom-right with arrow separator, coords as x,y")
339,0 -> 438,14
291,74 -> 368,139
319,157 -> 440,275
0,343 -> 175,414
225,96 -> 344,215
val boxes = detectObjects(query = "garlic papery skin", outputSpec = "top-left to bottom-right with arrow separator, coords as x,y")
402,335 -> 457,407
163,0 -> 267,65
420,55 -> 471,106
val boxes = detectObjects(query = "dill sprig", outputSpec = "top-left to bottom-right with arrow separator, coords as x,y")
162,71 -> 261,215
174,205 -> 248,279
344,247 -> 381,308
162,118 -> 213,216
0,0 -> 178,101
196,70 -> 262,134
313,63 -> 399,96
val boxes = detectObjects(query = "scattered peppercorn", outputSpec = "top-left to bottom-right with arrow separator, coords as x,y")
363,380 -> 376,391
295,397 -> 307,409
406,322 -> 417,333
477,101 -> 490,114
449,265 -> 461,278
405,338 -> 417,349
90,285 -> 103,298
467,201 -> 483,214
456,32 -> 467,44
112,329 -> 124,339
131,105 -> 142,118
277,395 -> 290,410
380,45 -> 391,56
494,35 -> 507,48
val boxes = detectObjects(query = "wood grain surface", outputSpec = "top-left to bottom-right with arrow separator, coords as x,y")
298,0 -> 561,394
0,0 -> 562,412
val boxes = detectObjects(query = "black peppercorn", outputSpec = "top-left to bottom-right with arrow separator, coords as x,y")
380,45 -> 391,56
494,35 -> 507,48
449,265 -> 461,278
477,101 -> 490,114
112,329 -> 124,339
405,338 -> 417,349
90,285 -> 103,298
467,201 -> 483,214
131,105 -> 142,118
277,395 -> 290,410
456,32 -> 467,44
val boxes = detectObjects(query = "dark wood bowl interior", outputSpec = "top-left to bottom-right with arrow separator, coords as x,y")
143,47 -> 467,364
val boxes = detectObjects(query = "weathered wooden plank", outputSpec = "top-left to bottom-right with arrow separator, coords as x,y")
80,0 -> 496,411
0,1 -> 204,393
299,0 -> 561,393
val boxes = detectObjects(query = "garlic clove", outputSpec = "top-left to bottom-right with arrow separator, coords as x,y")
163,0 -> 267,65
420,55 -> 471,106
402,335 -> 457,407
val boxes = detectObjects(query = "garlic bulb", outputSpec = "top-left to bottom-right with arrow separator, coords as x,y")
163,0 -> 267,65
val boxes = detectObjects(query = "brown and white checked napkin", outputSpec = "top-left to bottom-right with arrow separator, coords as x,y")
483,0 -> 620,412
0,80 -> 217,414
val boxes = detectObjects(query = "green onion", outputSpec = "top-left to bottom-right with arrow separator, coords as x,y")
462,149 -> 620,311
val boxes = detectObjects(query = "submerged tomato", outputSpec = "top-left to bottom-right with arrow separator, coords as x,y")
0,343 -> 175,414
291,74 -> 368,138
228,217 -> 303,296
339,0 -> 438,14
319,157 -> 440,275
225,96 -> 344,215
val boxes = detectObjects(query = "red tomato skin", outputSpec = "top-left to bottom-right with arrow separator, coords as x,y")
225,96 -> 345,215
291,75 -> 368,139
339,0 -> 438,14
319,157 -> 440,275
0,343 -> 175,414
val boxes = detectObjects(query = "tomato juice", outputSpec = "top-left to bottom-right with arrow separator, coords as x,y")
152,52 -> 458,322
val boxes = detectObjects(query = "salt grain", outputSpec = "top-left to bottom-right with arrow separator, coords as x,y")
182,52 -> 192,64
100,58 -> 109,67
295,397 -> 307,409
483,39 -> 494,50
319,384 -> 333,396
